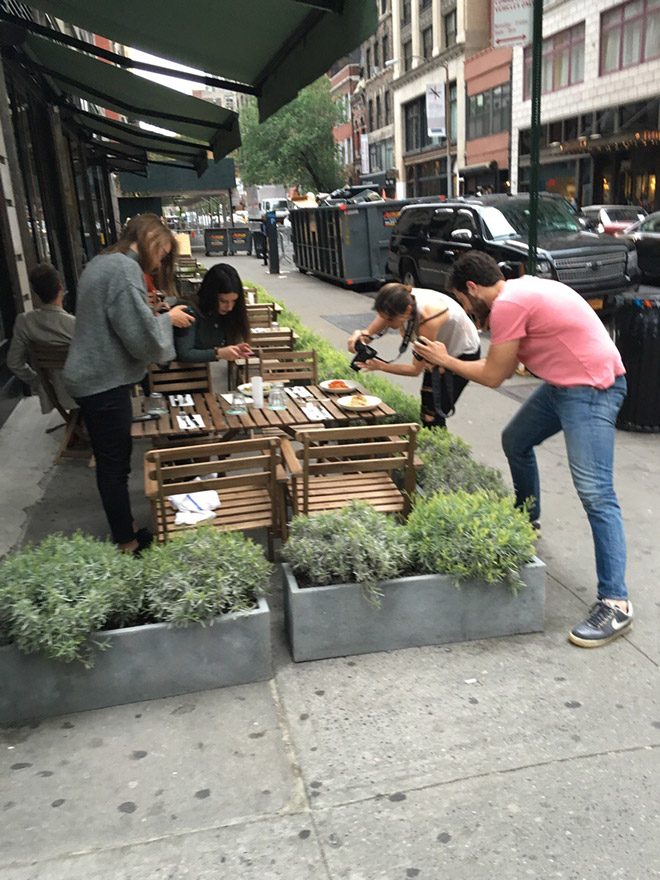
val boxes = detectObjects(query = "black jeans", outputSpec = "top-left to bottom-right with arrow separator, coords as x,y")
76,384 -> 135,544
420,347 -> 481,428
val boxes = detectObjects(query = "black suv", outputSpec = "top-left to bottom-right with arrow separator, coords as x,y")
387,194 -> 640,315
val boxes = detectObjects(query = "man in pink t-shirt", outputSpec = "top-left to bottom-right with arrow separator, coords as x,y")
413,252 -> 631,650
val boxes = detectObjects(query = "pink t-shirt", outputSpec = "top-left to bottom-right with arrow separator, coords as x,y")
489,276 -> 625,389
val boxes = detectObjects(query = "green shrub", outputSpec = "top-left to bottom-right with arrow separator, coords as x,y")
417,427 -> 507,496
282,501 -> 412,604
407,490 -> 536,592
139,527 -> 272,626
0,533 -> 142,667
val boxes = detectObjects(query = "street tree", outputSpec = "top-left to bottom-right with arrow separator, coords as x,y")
236,77 -> 346,192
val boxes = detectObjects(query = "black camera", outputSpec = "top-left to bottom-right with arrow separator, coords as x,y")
351,338 -> 382,372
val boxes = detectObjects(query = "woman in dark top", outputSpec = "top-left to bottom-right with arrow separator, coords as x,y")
175,264 -> 253,364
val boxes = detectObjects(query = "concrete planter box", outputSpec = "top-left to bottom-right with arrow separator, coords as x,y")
0,598 -> 271,723
282,561 -> 545,662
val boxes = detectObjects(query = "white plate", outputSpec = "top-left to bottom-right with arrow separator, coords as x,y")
238,382 -> 274,397
319,378 -> 359,394
336,394 -> 382,411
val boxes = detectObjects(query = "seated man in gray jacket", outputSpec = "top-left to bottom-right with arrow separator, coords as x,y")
7,264 -> 76,413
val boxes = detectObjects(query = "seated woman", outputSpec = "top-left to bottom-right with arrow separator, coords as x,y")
347,282 -> 481,428
174,263 -> 253,364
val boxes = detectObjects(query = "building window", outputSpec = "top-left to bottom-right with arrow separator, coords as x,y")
402,0 -> 411,26
467,83 -> 511,139
365,48 -> 371,79
381,0 -> 387,14
370,141 -> 384,171
421,0 -> 432,9
382,33 -> 389,64
444,9 -> 457,47
385,90 -> 392,125
374,40 -> 380,71
368,99 -> 374,131
524,22 -> 585,98
404,95 -> 441,153
403,40 -> 413,71
600,0 -> 660,73
422,26 -> 433,59
376,95 -> 382,128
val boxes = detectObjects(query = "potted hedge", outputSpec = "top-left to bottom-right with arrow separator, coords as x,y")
281,496 -> 545,662
0,528 -> 272,723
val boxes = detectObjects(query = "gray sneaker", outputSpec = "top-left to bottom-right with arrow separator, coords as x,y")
568,600 -> 633,648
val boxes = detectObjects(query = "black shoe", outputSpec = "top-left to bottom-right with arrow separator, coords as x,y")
134,528 -> 153,550
568,600 -> 633,648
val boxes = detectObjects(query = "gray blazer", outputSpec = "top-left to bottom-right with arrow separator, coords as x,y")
7,305 -> 77,414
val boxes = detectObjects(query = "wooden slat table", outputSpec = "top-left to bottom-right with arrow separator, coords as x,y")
216,384 -> 396,439
131,384 -> 396,445
131,392 -> 228,443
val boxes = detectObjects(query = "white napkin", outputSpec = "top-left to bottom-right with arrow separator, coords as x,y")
300,402 -> 332,421
286,386 -> 312,399
169,489 -> 220,525
169,393 -> 194,407
220,393 -> 253,405
176,414 -> 205,429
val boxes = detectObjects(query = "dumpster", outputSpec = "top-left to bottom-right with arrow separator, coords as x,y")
204,228 -> 228,255
614,294 -> 660,432
290,199 -> 410,287
228,227 -> 252,254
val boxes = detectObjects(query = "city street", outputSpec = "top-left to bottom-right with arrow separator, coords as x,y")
1,254 -> 658,880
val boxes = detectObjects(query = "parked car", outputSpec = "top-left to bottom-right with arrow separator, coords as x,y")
580,204 -> 647,235
617,210 -> 660,280
387,193 -> 640,316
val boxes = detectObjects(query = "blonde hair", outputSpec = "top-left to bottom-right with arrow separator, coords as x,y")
106,214 -> 178,296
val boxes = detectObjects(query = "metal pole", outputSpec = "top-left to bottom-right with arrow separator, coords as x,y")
445,64 -> 451,198
528,0 -> 543,276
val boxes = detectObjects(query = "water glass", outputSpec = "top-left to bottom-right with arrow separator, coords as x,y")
227,390 -> 249,414
146,392 -> 168,416
268,382 -> 287,411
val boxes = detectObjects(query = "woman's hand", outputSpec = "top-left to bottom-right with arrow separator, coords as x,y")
359,358 -> 382,373
348,330 -> 368,354
215,344 -> 252,361
168,305 -> 195,328
413,338 -> 449,368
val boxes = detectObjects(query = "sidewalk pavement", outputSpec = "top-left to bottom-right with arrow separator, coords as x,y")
1,255 -> 658,880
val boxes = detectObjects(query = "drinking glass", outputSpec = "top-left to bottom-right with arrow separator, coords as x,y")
146,392 -> 168,416
267,382 -> 287,411
227,390 -> 249,414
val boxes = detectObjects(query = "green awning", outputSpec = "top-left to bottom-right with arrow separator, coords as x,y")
118,158 -> 237,197
65,109 -> 210,175
21,0 -> 377,121
19,33 -> 240,160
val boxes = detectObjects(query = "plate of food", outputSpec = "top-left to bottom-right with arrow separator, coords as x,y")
319,378 -> 359,394
238,381 -> 274,397
336,392 -> 382,411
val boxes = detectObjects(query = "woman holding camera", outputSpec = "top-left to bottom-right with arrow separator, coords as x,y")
347,283 -> 480,428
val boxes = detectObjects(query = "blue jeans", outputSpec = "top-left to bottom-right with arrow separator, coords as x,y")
501,376 -> 627,600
